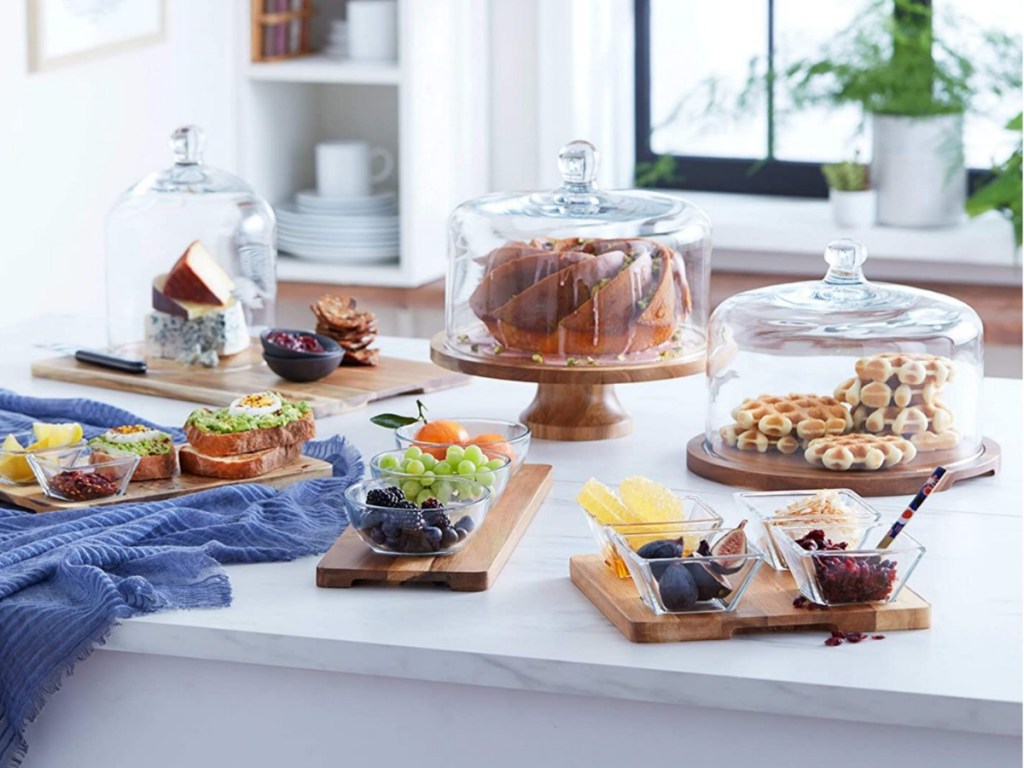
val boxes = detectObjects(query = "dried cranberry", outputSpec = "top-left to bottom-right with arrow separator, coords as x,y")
824,637 -> 843,647
268,330 -> 325,353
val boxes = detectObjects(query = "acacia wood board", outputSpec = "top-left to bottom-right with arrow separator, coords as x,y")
316,463 -> 553,592
31,343 -> 469,418
686,435 -> 1001,497
0,453 -> 333,513
570,554 -> 931,643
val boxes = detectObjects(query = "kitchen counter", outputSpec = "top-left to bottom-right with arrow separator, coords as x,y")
10,334 -> 1021,768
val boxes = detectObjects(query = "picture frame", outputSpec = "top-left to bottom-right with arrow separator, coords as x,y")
27,0 -> 166,72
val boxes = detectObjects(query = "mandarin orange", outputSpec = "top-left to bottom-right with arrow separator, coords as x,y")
471,432 -> 516,461
413,420 -> 471,459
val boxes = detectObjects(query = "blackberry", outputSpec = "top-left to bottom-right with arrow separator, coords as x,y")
366,486 -> 405,508
422,508 -> 451,529
397,500 -> 418,510
420,497 -> 443,510
391,509 -> 425,531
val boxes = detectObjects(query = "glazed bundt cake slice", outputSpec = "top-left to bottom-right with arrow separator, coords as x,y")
469,247 -> 590,323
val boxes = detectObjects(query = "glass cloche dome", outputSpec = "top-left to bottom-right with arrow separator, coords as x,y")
702,239 -> 984,474
105,125 -> 276,367
443,140 -> 711,367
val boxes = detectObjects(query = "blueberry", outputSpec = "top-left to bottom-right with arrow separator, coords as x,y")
362,510 -> 385,529
455,515 -> 475,533
368,526 -> 386,544
441,527 -> 459,548
422,526 -> 443,550
382,521 -> 400,539
455,527 -> 468,541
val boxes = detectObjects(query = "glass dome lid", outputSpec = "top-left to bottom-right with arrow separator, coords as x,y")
129,125 -> 259,197
444,140 -> 712,367
703,238 -> 985,477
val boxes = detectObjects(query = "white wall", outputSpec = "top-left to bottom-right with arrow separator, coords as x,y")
0,1 -> 239,329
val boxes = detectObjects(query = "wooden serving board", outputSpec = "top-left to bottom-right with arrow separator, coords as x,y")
31,343 -> 470,418
570,555 -> 930,643
316,463 -> 553,592
0,455 -> 333,513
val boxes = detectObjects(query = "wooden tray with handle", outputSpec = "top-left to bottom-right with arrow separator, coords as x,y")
317,463 -> 553,592
0,454 -> 333,513
570,554 -> 930,643
31,342 -> 469,418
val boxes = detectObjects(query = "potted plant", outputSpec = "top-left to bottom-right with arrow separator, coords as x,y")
822,156 -> 875,228
781,0 -> 1020,227
965,112 -> 1022,252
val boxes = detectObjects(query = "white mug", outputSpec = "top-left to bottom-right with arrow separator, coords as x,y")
347,0 -> 398,62
315,140 -> 394,197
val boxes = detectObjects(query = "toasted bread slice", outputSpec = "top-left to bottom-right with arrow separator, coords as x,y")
92,448 -> 179,482
185,411 -> 316,457
179,442 -> 304,479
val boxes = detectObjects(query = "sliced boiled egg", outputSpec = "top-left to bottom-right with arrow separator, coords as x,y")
228,392 -> 282,417
105,425 -> 165,444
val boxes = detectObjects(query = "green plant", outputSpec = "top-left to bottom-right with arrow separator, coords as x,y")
635,155 -> 677,188
822,159 -> 871,191
966,113 -> 1023,246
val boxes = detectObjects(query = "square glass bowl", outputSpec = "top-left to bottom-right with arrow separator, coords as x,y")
735,489 -> 882,571
0,432 -> 88,485
582,496 -> 723,578
772,521 -> 925,606
27,449 -> 139,502
609,525 -> 765,615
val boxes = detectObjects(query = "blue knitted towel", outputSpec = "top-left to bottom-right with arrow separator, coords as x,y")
0,391 -> 363,768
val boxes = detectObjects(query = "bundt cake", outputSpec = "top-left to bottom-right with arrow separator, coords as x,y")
469,237 -> 690,357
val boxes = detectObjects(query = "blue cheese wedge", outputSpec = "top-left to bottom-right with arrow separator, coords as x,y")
146,299 -> 249,361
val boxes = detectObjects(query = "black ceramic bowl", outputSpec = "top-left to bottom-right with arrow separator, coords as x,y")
263,350 -> 343,382
260,328 -> 341,359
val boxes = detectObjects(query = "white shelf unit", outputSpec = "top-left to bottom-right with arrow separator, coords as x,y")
239,0 -> 490,288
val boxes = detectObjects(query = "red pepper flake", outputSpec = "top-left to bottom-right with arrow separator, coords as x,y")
50,470 -> 120,501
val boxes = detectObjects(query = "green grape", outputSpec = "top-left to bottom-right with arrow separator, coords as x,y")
445,445 -> 465,463
416,489 -> 435,506
475,471 -> 495,487
420,453 -> 437,469
463,445 -> 485,466
401,480 -> 423,500
433,461 -> 453,476
456,460 -> 476,475
406,459 -> 426,475
404,446 -> 423,460
379,453 -> 399,470
419,470 -> 436,487
483,458 -> 505,471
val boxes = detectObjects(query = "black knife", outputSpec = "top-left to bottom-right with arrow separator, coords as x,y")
74,349 -> 148,374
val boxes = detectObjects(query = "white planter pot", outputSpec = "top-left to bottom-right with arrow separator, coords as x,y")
829,189 -> 877,228
871,113 -> 966,228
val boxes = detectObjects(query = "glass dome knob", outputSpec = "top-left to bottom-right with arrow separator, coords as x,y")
823,238 -> 868,285
558,140 -> 599,188
171,125 -> 206,166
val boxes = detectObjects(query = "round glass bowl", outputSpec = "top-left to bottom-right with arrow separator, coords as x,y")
369,448 -> 512,503
343,477 -> 492,556
394,419 -> 531,474
28,449 -> 139,502
700,239 -> 985,476
443,140 -> 710,368
0,433 -> 88,485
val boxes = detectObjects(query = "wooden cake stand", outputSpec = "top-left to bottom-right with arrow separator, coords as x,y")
686,434 -> 1001,496
430,332 -> 703,441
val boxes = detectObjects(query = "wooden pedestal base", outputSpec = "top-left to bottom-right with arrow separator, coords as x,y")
521,383 -> 632,441
686,434 -> 1001,496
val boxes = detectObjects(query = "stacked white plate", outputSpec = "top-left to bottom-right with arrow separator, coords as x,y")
322,19 -> 348,59
276,190 -> 399,264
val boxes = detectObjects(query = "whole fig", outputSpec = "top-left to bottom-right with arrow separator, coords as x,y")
658,562 -> 699,611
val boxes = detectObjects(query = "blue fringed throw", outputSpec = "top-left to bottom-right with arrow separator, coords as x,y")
0,391 -> 363,768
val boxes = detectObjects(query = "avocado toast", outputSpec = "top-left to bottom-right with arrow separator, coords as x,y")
89,425 -> 178,481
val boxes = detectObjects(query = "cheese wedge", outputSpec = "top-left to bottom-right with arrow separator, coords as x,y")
162,241 -> 235,306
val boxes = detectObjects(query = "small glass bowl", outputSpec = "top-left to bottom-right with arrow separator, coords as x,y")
0,432 -> 88,486
610,525 -> 765,615
582,496 -> 723,579
772,521 -> 926,606
27,449 -> 139,502
735,489 -> 882,572
394,418 -> 531,474
344,476 -> 492,557
369,448 -> 512,503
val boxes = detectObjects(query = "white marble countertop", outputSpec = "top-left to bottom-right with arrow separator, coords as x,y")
6,332 -> 1021,737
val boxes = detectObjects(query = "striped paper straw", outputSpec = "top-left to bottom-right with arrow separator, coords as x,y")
876,467 -> 947,549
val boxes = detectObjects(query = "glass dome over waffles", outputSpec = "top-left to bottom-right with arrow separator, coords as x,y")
443,140 -> 711,367
700,239 -> 985,474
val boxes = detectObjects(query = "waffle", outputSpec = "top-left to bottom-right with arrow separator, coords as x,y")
835,376 -> 942,409
854,353 -> 954,387
910,429 -> 962,452
804,434 -> 918,471
731,394 -> 852,441
852,403 -> 955,436
720,424 -> 800,454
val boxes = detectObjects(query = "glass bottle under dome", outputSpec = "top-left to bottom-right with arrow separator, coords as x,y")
703,239 -> 984,472
444,140 -> 711,367
105,125 -> 276,367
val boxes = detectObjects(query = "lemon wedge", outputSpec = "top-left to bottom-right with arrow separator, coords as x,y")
578,478 -> 634,524
31,422 -> 83,449
0,433 -> 34,484
619,476 -> 685,523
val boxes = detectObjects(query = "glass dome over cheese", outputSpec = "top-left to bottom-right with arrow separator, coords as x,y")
444,140 -> 711,366
105,125 -> 276,367
704,239 -> 984,472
